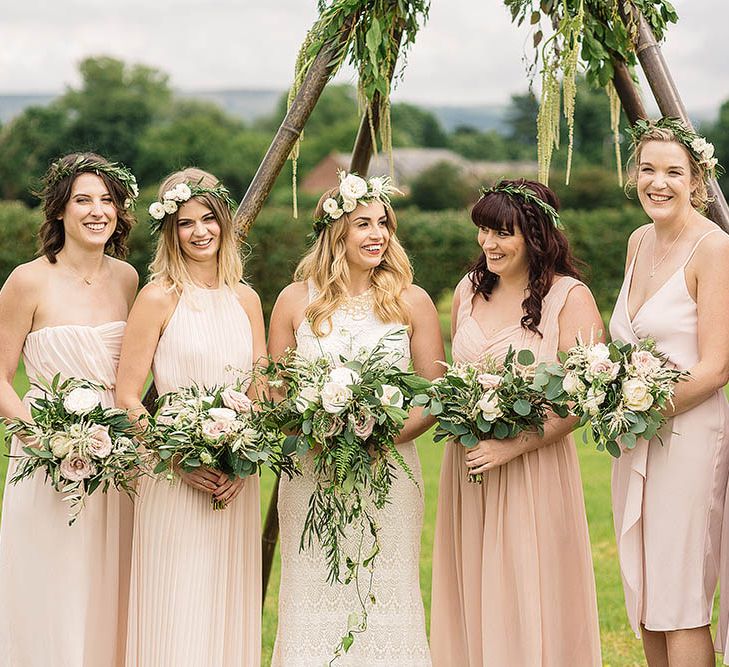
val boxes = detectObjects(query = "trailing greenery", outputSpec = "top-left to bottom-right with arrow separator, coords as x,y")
503,0 -> 678,183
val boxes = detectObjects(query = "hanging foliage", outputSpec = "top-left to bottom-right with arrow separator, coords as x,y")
287,0 -> 430,214
503,0 -> 678,184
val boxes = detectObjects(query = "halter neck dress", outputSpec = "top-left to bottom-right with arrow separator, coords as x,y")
0,322 -> 132,666
609,228 -> 729,635
430,274 -> 601,666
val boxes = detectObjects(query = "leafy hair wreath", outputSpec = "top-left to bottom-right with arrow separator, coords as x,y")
44,155 -> 139,209
479,181 -> 563,229
148,180 -> 237,234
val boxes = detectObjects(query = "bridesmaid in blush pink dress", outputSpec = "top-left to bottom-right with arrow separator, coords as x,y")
430,180 -> 602,666
610,121 -> 729,667
0,153 -> 139,666
116,168 -> 266,667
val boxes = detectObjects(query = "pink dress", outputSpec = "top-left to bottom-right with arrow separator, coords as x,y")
0,322 -> 133,667
430,275 -> 601,666
610,229 -> 729,635
125,286 -> 261,667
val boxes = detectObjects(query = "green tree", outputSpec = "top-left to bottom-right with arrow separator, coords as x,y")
504,91 -> 539,153
391,103 -> 448,147
449,125 -> 510,161
409,161 -> 474,211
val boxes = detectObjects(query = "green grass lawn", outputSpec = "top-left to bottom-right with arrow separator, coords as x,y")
1,364 -> 723,666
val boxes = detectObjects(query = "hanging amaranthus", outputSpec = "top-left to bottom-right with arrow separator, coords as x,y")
287,0 -> 430,215
606,80 -> 624,187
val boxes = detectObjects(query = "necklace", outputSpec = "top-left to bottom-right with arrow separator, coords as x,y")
59,258 -> 103,285
650,222 -> 689,277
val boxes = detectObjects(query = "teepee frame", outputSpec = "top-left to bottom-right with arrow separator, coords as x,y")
144,1 -> 729,605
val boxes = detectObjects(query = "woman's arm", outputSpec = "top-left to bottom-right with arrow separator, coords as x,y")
0,265 -> 39,423
666,233 -> 729,415
396,285 -> 446,444
466,283 -> 605,474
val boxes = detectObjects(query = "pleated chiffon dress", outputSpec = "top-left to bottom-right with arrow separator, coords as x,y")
610,229 -> 729,637
0,322 -> 133,667
430,275 -> 602,667
125,285 -> 261,667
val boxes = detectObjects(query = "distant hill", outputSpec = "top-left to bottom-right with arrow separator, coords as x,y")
422,104 -> 510,133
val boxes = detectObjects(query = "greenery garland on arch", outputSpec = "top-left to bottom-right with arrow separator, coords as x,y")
503,0 -> 678,184
287,0 -> 430,215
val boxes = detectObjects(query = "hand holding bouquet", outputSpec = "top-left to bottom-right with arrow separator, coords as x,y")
4,374 -> 143,524
532,338 -> 688,456
417,347 -> 560,482
148,378 -> 296,509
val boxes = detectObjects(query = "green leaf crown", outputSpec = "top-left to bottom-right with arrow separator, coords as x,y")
630,117 -> 723,181
148,180 -> 237,234
479,180 -> 563,229
45,155 -> 139,210
312,170 -> 402,236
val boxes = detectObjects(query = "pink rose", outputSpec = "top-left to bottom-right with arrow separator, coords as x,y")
477,373 -> 502,390
631,350 -> 662,377
585,358 -> 620,381
201,419 -> 228,444
353,413 -> 376,440
221,387 -> 253,413
60,454 -> 96,482
87,424 -> 113,459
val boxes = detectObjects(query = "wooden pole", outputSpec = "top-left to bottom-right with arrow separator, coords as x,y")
625,5 -> 729,230
610,57 -> 647,125
234,18 -> 356,240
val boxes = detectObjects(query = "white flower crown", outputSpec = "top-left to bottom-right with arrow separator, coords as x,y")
147,180 -> 236,234
312,170 -> 401,235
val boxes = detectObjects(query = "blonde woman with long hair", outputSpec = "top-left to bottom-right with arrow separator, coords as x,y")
116,168 -> 266,666
269,172 -> 444,666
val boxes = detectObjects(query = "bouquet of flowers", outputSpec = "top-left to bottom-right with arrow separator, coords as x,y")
266,330 -> 430,656
532,338 -> 689,456
4,374 -> 143,524
416,347 -> 561,482
148,379 -> 296,509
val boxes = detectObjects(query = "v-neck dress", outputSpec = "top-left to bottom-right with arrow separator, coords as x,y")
430,274 -> 601,666
609,228 -> 729,635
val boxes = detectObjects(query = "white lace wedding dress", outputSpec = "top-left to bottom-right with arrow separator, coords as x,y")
271,282 -> 432,667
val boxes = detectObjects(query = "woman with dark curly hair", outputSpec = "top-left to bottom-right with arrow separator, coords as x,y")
0,152 -> 139,666
430,179 -> 602,666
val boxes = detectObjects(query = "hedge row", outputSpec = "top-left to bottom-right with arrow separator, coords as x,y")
0,201 -> 646,320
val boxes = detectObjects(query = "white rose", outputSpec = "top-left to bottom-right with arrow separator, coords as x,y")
208,407 -> 237,423
148,202 -> 166,220
691,137 -> 709,155
339,173 -> 368,200
582,388 -> 607,415
323,198 -> 339,215
163,188 -> 181,202
630,350 -> 662,377
378,384 -> 404,409
201,419 -> 228,442
321,382 -> 352,414
63,387 -> 101,415
330,208 -> 344,220
702,143 -> 715,159
476,373 -> 502,390
49,433 -> 73,458
342,198 -> 357,213
476,391 -> 502,421
562,371 -> 586,395
162,199 -> 178,215
585,343 -> 610,365
174,183 -> 192,200
622,378 -> 654,412
295,386 -> 320,414
368,177 -> 384,197
329,366 -> 360,387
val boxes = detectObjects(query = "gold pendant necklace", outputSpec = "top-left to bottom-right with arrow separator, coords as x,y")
650,222 -> 689,278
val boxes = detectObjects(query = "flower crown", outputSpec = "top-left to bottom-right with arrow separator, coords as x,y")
45,155 -> 139,210
148,180 -> 237,234
312,170 -> 401,236
479,181 -> 563,229
631,117 -> 722,180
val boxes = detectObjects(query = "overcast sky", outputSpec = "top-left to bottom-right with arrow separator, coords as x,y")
2,0 -> 727,114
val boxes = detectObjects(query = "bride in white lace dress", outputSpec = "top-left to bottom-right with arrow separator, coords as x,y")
268,174 -> 444,666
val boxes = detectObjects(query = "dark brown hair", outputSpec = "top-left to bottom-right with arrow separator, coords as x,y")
37,152 -> 135,263
469,179 -> 583,335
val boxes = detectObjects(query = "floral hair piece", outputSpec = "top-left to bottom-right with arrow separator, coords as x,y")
312,170 -> 402,236
479,181 -> 563,229
631,117 -> 722,180
148,180 -> 237,234
44,155 -> 139,209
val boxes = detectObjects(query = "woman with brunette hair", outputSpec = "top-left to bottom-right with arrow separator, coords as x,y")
268,172 -> 444,666
0,153 -> 139,666
610,119 -> 729,667
430,179 -> 602,666
116,168 -> 266,666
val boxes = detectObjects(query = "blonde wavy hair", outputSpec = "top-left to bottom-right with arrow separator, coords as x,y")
294,188 -> 413,337
148,167 -> 243,292
626,127 -> 711,212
